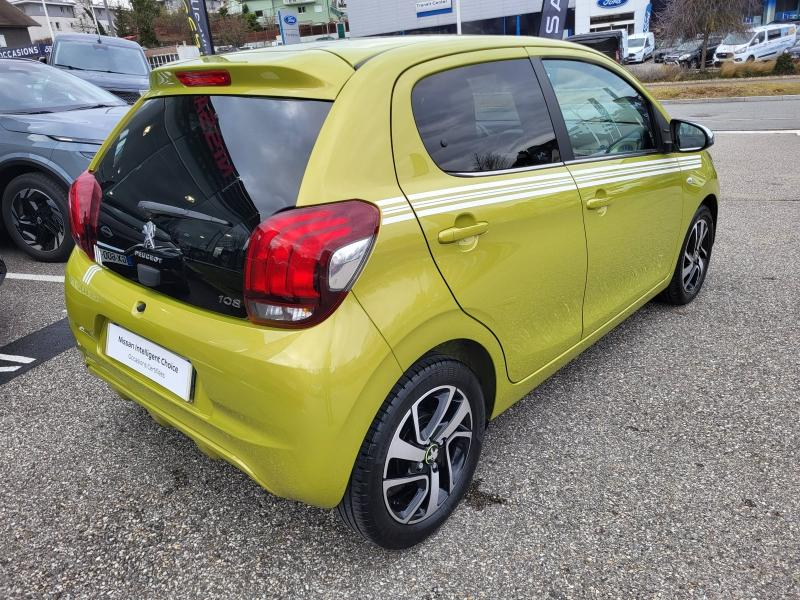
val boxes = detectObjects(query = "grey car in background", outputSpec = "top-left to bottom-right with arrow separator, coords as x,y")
0,59 -> 128,261
48,33 -> 150,105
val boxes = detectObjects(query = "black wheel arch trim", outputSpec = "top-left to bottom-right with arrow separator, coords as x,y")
0,157 -> 73,192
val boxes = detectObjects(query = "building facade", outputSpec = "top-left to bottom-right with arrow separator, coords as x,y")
347,0 -> 791,38
229,0 -> 345,28
0,0 -> 37,47
759,0 -> 800,24
10,0 -> 115,42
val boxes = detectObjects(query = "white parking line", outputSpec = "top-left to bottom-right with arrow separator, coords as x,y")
715,130 -> 800,135
0,353 -> 36,364
4,273 -> 65,283
0,353 -> 36,373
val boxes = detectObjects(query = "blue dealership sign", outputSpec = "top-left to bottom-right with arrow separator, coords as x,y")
278,9 -> 301,45
597,0 -> 629,8
416,0 -> 452,18
0,42 -> 51,59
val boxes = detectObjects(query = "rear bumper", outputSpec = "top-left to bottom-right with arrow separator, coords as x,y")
65,250 -> 402,508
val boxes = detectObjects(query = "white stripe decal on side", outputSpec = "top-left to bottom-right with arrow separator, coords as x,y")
569,157 -> 677,176
375,197 -> 408,207
82,265 -> 102,285
411,178 -> 575,210
380,205 -> 414,215
407,170 -> 573,202
416,184 -> 578,218
576,166 -> 687,189
381,213 -> 416,225
573,162 -> 682,183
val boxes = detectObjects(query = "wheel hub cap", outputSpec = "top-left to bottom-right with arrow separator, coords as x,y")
9,187 -> 65,252
681,219 -> 711,294
382,385 -> 473,525
424,444 -> 440,464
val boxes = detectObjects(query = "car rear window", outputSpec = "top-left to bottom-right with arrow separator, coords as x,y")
95,95 -> 331,225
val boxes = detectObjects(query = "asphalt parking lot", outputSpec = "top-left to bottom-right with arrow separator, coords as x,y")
1,113 -> 799,598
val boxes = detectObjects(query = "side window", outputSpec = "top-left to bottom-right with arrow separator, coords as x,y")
411,59 -> 561,173
753,32 -> 765,44
543,59 -> 656,159
768,29 -> 781,41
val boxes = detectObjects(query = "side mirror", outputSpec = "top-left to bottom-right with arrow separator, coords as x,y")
671,119 -> 714,152
38,55 -> 47,63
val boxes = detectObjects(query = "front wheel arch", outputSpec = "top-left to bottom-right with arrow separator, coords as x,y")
701,194 -> 718,243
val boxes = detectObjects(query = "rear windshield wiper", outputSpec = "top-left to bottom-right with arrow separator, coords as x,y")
138,201 -> 232,226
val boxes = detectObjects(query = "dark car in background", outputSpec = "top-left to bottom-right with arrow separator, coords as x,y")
567,30 -> 627,62
789,38 -> 800,59
48,33 -> 150,104
664,37 -> 723,69
655,39 -> 685,63
0,59 -> 127,261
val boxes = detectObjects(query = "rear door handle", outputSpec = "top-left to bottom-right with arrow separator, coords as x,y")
586,197 -> 611,210
438,221 -> 489,244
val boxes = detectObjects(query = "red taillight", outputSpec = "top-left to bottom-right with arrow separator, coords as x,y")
175,70 -> 231,87
68,170 -> 102,261
244,201 -> 380,328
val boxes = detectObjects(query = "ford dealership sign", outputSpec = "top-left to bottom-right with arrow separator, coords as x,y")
597,0 -> 629,7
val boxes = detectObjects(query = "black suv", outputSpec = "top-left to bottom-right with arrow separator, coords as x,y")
663,38 -> 723,69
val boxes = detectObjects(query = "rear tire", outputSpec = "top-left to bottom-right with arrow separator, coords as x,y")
660,205 -> 714,305
1,172 -> 73,262
337,357 -> 486,549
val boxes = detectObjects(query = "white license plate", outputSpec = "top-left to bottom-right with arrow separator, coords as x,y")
105,323 -> 194,402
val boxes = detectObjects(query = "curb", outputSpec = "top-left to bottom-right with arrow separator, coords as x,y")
645,75 -> 800,87
661,94 -> 800,104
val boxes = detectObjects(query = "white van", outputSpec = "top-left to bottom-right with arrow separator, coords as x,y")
626,32 -> 655,63
714,24 -> 798,65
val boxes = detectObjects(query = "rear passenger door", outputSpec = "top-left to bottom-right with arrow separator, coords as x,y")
392,50 -> 587,383
539,58 -> 683,335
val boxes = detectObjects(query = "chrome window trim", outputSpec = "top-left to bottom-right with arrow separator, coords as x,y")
449,161 -> 567,178
564,150 -> 664,166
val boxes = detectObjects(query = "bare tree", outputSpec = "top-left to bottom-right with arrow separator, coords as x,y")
211,14 -> 251,48
72,0 -> 107,35
657,0 -> 761,70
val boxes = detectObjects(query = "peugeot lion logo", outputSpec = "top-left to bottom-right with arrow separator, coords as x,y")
142,221 -> 157,249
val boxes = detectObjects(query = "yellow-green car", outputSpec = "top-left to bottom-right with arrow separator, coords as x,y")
65,36 -> 719,548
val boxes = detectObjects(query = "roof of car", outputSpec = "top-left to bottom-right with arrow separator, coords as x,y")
149,36 -> 604,100
53,32 -> 144,48
180,35 -> 588,70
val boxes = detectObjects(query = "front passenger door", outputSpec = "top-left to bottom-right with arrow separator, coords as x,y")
541,58 -> 684,335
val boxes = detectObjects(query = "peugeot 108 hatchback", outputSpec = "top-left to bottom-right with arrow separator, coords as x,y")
65,36 -> 719,549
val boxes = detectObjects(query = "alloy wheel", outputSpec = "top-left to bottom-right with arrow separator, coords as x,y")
382,385 -> 473,525
682,218 -> 711,294
9,187 -> 66,252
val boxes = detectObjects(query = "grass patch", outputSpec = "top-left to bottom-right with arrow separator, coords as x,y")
647,81 -> 800,100
627,58 -> 798,83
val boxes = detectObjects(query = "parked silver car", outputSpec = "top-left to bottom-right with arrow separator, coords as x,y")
0,59 -> 128,261
47,34 -> 151,105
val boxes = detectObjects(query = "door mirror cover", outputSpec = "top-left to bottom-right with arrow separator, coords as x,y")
671,119 -> 714,152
